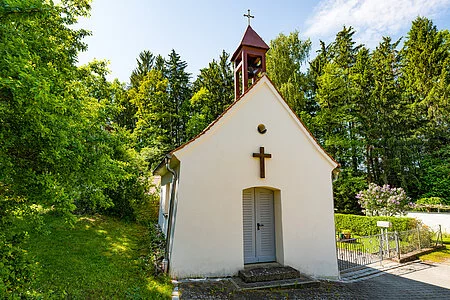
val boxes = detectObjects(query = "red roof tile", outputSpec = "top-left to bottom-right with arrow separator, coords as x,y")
231,25 -> 270,61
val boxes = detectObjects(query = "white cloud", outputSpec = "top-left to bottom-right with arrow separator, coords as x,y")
304,0 -> 450,47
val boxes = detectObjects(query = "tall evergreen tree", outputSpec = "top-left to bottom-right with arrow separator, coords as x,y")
186,50 -> 233,139
130,50 -> 155,88
312,27 -> 367,213
401,17 -> 450,146
165,50 -> 191,146
363,36 -> 423,195
401,18 -> 450,201
314,26 -> 363,171
307,40 -> 333,116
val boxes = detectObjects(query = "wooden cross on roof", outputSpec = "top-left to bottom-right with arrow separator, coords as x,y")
244,9 -> 254,26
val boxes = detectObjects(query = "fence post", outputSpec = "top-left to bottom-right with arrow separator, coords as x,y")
379,231 -> 383,261
438,225 -> 443,246
395,231 -> 400,261
386,230 -> 390,257
417,225 -> 421,250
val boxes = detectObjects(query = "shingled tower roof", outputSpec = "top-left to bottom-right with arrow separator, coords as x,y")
231,25 -> 269,61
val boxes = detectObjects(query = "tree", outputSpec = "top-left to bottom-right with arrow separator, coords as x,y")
165,50 -> 191,146
113,79 -> 136,130
357,183 -> 413,216
307,40 -> 333,121
186,50 -> 233,139
130,50 -> 155,88
0,1 -> 148,294
401,18 -> 450,149
0,0 -> 103,217
364,36 -> 415,189
129,69 -> 171,160
400,17 -> 450,198
0,0 -> 108,294
266,31 -> 312,121
419,144 -> 450,204
314,26 -> 363,170
311,27 -> 372,212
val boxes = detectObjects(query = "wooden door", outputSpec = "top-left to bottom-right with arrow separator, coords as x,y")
243,188 -> 276,264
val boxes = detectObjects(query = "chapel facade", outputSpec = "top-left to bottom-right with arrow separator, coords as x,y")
155,23 -> 340,279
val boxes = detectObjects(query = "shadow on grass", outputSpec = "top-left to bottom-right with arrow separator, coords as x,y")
25,214 -> 172,299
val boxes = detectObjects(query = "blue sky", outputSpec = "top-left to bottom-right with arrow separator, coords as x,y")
76,0 -> 450,83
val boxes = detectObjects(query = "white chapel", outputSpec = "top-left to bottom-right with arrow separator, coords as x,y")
155,24 -> 340,280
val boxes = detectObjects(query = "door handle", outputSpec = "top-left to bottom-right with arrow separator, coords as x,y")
257,223 -> 264,230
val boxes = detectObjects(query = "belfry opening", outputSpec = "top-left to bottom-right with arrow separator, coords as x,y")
231,24 -> 269,99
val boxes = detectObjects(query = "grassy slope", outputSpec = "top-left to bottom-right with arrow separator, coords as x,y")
24,214 -> 172,299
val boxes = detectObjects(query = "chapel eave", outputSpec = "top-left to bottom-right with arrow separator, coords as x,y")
153,154 -> 180,176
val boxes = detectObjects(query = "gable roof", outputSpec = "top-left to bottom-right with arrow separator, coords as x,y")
154,74 -> 339,175
231,25 -> 270,61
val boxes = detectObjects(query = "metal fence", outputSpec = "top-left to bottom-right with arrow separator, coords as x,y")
337,225 -> 443,273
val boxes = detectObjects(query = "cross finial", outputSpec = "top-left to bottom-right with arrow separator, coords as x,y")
244,9 -> 254,26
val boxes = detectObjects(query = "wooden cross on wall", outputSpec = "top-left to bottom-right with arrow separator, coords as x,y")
252,147 -> 271,178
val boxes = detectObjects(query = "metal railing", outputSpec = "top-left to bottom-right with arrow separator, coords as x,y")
336,225 -> 443,273
337,234 -> 384,272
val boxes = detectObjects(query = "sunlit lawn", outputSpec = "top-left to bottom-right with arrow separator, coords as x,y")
419,236 -> 450,263
24,214 -> 172,299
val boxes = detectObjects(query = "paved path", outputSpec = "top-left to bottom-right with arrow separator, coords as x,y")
396,261 -> 450,289
346,261 -> 450,299
178,261 -> 450,299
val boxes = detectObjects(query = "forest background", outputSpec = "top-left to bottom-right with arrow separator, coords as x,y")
1,0 -> 449,295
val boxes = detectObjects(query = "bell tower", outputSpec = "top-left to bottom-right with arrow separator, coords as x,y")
231,11 -> 269,99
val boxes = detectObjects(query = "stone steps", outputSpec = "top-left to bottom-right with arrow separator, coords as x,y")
238,264 -> 301,283
234,263 -> 319,290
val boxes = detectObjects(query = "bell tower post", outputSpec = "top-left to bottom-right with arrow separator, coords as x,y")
231,11 -> 269,99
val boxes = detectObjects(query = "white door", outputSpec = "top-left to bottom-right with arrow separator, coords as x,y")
243,188 -> 276,264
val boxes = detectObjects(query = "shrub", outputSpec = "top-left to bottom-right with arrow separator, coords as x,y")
104,148 -> 159,223
0,232 -> 35,296
138,223 -> 166,275
416,197 -> 443,206
335,213 -> 419,236
414,197 -> 444,212
357,183 -> 414,216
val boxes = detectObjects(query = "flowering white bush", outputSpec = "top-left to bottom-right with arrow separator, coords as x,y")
356,183 -> 414,216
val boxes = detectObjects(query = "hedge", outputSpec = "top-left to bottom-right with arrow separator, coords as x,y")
335,213 -> 418,236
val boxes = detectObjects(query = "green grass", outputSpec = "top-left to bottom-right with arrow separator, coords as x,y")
418,236 -> 450,263
24,214 -> 172,299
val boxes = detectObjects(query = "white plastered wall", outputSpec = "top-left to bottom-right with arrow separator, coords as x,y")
168,77 -> 339,279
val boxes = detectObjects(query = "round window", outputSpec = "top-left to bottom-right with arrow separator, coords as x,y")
257,124 -> 267,134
